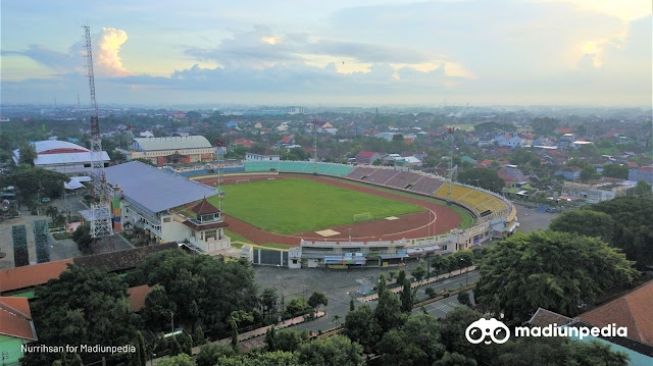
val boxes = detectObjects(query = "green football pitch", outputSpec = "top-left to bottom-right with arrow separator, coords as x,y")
213,177 -> 423,235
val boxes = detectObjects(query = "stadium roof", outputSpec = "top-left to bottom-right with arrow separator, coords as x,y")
34,151 -> 109,166
133,135 -> 211,151
33,140 -> 89,154
105,161 -> 216,213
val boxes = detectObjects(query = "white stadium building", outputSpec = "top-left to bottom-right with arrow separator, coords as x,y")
12,140 -> 110,176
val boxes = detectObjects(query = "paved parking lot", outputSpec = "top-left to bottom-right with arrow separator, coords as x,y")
514,204 -> 559,233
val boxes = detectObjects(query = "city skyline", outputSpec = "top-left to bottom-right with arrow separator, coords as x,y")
1,0 -> 651,106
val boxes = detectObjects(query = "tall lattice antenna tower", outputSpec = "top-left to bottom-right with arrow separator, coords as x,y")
83,25 -> 113,239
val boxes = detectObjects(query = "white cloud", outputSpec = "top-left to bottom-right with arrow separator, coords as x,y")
97,27 -> 129,76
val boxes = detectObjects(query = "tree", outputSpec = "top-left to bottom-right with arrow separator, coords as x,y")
376,313 -> 444,366
196,343 -> 235,366
217,351 -> 302,366
430,256 -> 449,276
457,291 -> 471,306
265,328 -> 307,352
631,181 -> 652,197
7,166 -> 69,203
475,231 -> 637,324
497,337 -> 629,366
396,270 -> 406,285
550,210 -> 614,242
18,143 -> 37,166
141,285 -> 177,332
434,352 -> 477,366
23,266 -> 135,366
286,297 -> 311,317
411,264 -> 426,282
297,335 -> 364,366
531,117 -> 559,136
260,288 -> 279,317
602,164 -> 628,179
229,310 -> 254,348
580,165 -> 599,181
344,305 -> 381,352
400,279 -> 413,313
458,168 -> 505,193
72,223 -> 93,253
307,292 -> 328,313
281,147 -> 310,161
374,289 -> 405,332
156,354 -> 195,366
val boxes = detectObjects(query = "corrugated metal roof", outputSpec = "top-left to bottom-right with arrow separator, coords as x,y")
34,151 -> 109,165
105,161 -> 216,213
134,136 -> 211,151
33,140 -> 89,153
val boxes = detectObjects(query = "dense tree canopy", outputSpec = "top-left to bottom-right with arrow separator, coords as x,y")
475,231 -> 637,323
551,197 -> 653,268
297,335 -> 364,366
4,166 -> 69,203
458,168 -> 505,193
602,163 -> 628,179
138,249 -> 258,336
23,266 -> 135,365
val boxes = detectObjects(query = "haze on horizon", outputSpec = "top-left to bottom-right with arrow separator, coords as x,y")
1,0 -> 651,107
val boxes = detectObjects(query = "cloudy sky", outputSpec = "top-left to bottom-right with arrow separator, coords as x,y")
1,0 -> 651,106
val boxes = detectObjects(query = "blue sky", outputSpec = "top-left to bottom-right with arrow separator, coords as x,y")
1,0 -> 651,106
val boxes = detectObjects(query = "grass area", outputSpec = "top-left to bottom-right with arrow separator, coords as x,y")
216,177 -> 423,235
340,179 -> 475,229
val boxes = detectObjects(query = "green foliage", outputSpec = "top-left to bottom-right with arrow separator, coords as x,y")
265,328 -> 308,352
196,343 -> 236,366
531,117 -> 559,136
139,249 -> 258,336
219,177 -> 422,234
497,337 -> 629,366
631,181 -> 652,197
6,166 -> 69,203
374,288 -> 405,332
142,285 -> 177,332
297,335 -> 364,366
307,292 -> 328,310
550,210 -> 614,242
260,288 -> 279,316
602,163 -> 628,179
217,351 -> 303,366
281,147 -> 310,161
71,223 -> 93,254
458,168 -> 505,193
376,313 -> 444,366
285,297 -> 311,317
19,143 -> 37,166
411,264 -> 426,282
156,353 -> 195,366
344,304 -> 381,352
23,266 -> 135,365
457,291 -> 471,306
590,196 -> 653,268
434,352 -> 477,366
580,165 -> 599,181
400,279 -> 413,313
476,231 -> 637,323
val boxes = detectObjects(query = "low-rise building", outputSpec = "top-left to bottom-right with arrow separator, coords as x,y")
245,153 -> 280,161
355,151 -> 382,165
0,297 -> 38,365
12,140 -> 109,176
629,166 -> 653,185
122,136 -> 214,166
561,179 -> 636,204
105,161 -> 230,253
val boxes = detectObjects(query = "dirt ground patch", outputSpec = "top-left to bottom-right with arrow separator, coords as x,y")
197,173 -> 463,246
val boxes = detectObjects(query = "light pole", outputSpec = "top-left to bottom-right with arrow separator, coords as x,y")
168,310 -> 175,333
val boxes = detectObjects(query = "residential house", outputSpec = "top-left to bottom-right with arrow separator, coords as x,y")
629,166 -> 653,185
497,165 -> 528,187
0,297 -> 38,365
494,133 -> 522,148
355,151 -> 382,165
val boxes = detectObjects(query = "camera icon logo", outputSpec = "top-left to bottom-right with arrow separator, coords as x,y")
465,317 -> 511,344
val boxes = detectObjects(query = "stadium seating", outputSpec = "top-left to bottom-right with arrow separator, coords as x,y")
347,167 -> 376,180
434,183 -> 505,215
243,161 -> 353,177
411,176 -> 443,195
385,171 -> 422,190
364,169 -> 400,185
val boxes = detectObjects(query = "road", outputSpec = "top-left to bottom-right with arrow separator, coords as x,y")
254,265 -> 480,333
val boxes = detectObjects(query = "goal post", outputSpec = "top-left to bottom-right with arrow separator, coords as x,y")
353,212 -> 373,223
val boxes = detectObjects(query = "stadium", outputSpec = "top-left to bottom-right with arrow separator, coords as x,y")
177,160 -> 519,268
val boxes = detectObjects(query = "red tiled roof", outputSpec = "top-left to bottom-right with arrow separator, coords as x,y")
0,259 -> 74,293
127,285 -> 152,312
578,281 -> 653,347
190,198 -> 220,215
357,151 -> 377,158
0,297 -> 37,341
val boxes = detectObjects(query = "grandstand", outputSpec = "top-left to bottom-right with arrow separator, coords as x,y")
244,161 -> 353,177
434,183 -> 506,216
364,168 -> 401,185
410,176 -> 443,195
347,166 -> 376,180
385,171 -> 422,190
